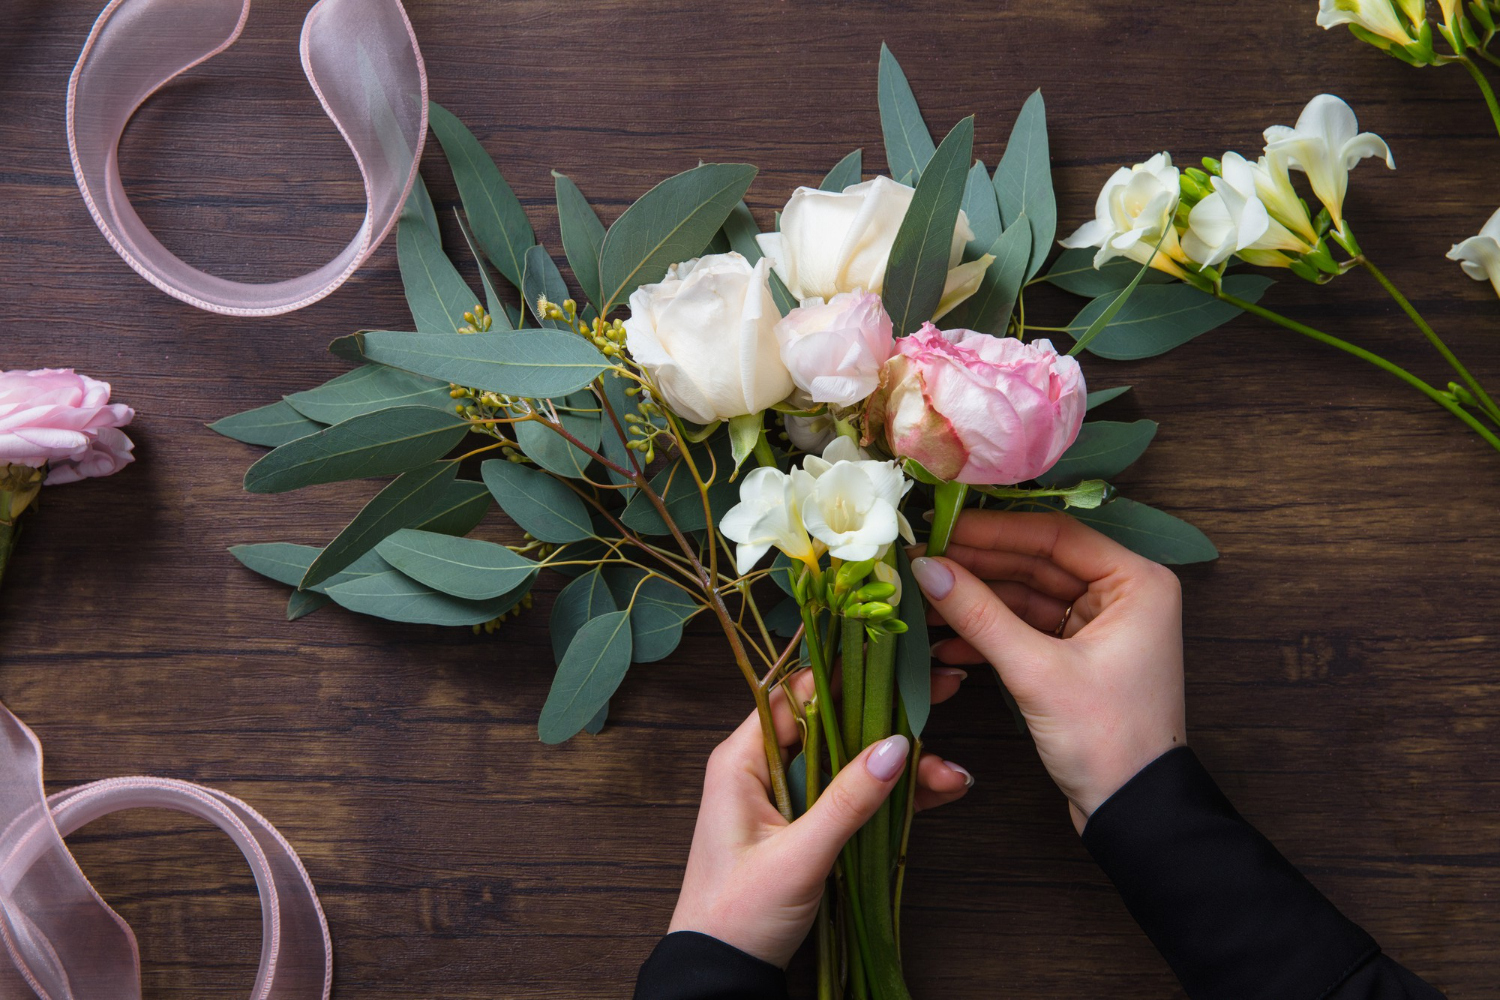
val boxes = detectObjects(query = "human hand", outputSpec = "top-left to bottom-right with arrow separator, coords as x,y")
666,668 -> 972,968
910,510 -> 1186,834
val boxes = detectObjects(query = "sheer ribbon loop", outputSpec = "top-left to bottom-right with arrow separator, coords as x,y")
0,705 -> 330,1000
67,0 -> 428,316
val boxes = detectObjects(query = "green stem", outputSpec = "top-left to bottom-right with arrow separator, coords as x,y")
841,615 -> 866,763
753,428 -> 777,468
926,481 -> 969,558
805,700 -> 837,1000
857,631 -> 907,999
890,699 -> 919,951
1215,289 -> 1500,455
800,605 -> 847,772
1358,256 -> 1500,424
1460,55 -> 1500,140
0,518 -> 14,596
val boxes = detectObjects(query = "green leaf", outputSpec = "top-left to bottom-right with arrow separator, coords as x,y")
894,548 -> 932,737
977,479 -> 1111,510
1044,248 -> 1172,298
284,365 -> 452,424
209,400 -> 323,448
242,407 -> 470,494
1086,385 -> 1133,410
522,244 -> 572,329
301,461 -> 460,589
597,163 -> 758,313
877,43 -> 936,185
599,371 -> 642,490
960,159 -> 1002,258
1067,244 -> 1160,357
1035,420 -> 1157,486
325,568 -> 524,626
407,167 -> 441,239
287,590 -> 331,621
770,552 -> 798,597
514,390 -> 603,480
398,179 -> 480,334
820,149 -> 863,192
882,116 -> 974,336
728,413 -> 763,479
950,217 -> 1029,335
766,596 -> 802,638
604,567 -> 701,663
621,437 -> 738,534
230,542 -> 320,587
1070,498 -> 1218,565
551,567 -> 617,663
1069,276 -> 1274,360
355,329 -> 609,398
554,171 -> 607,309
454,211 -> 508,326
412,478 -> 492,536
994,90 -> 1056,281
480,459 -> 593,543
584,702 -> 609,735
539,610 -> 634,744
427,101 -> 536,287
376,528 -> 538,600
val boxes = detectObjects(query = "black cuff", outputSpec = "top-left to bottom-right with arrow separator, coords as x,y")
1082,746 -> 1377,1000
633,931 -> 789,1000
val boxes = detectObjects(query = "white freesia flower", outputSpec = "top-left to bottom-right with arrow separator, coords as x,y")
1316,0 -> 1419,45
1447,207 -> 1500,299
1059,153 -> 1192,278
718,465 -> 819,575
1263,95 -> 1394,232
756,177 -> 989,319
1183,153 -> 1311,267
1247,151 -> 1319,247
1437,0 -> 1461,26
800,438 -> 914,563
623,252 -> 794,425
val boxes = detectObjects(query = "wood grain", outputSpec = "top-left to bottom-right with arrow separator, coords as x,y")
2,1 -> 1498,996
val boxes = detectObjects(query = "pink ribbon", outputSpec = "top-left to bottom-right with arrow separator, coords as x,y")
66,0 -> 428,316
0,703 -> 330,999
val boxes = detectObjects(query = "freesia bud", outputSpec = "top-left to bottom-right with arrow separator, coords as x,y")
852,581 -> 897,603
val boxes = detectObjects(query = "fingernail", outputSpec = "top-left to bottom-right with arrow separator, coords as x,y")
910,557 -> 953,600
932,666 -> 968,681
866,735 -> 910,782
945,760 -> 975,788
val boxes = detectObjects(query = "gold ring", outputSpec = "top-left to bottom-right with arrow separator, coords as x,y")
1053,604 -> 1074,638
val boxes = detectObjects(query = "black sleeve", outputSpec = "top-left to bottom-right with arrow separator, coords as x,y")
633,931 -> 789,1000
1081,746 -> 1444,1000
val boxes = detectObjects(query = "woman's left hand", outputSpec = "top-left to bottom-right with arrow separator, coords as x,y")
666,666 -> 972,968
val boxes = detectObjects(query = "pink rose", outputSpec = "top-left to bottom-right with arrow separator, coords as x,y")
774,291 -> 894,407
865,324 -> 1086,486
0,369 -> 136,485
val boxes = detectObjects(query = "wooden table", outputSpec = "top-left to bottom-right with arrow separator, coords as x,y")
2,2 -> 1496,996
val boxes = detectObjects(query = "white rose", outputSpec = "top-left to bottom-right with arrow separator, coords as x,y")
623,252 -> 794,425
757,177 -> 987,320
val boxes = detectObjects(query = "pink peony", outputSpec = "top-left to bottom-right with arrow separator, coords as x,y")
0,369 -> 135,485
864,324 -> 1086,486
774,291 -> 894,407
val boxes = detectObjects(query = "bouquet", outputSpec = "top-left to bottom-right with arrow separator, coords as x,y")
214,47 -> 1225,997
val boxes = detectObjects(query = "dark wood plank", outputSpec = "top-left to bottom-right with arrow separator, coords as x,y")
1,1 -> 1497,996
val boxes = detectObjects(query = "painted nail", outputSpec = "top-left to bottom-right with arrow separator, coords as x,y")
866,735 -> 910,782
932,666 -> 968,681
944,760 -> 975,788
909,557 -> 954,600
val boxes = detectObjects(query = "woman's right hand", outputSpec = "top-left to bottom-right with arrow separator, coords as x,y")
909,510 -> 1187,834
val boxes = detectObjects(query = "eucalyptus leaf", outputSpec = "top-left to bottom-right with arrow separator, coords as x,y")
604,566 -> 700,663
1068,276 -> 1274,360
961,159 -> 1002,258
229,542 -> 320,587
1086,385 -> 1133,410
766,596 -> 802,638
243,407 -> 470,494
1070,498 -> 1218,565
301,461 -> 460,589
894,548 -> 932,737
355,329 -> 609,398
427,101 -> 536,287
620,437 -> 738,534
584,702 -> 609,736
1035,420 -> 1157,486
407,167 -> 440,240
325,568 -> 524,626
993,90 -> 1056,281
287,590 -> 331,621
770,551 -> 798,597
522,245 -> 571,329
514,390 -> 602,480
480,459 -> 593,543
882,115 -> 974,336
599,371 -> 642,490
1044,248 -> 1172,297
597,162 -> 758,313
1068,245 -> 1159,358
554,171 -> 607,310
284,365 -> 452,424
455,211 -> 508,326
413,479 -> 493,536
376,528 -> 538,600
398,180 -> 481,335
551,567 -> 617,664
539,610 -> 634,744
820,149 -> 862,192
877,43 -> 936,185
951,216 -> 1029,335
209,400 -> 323,448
